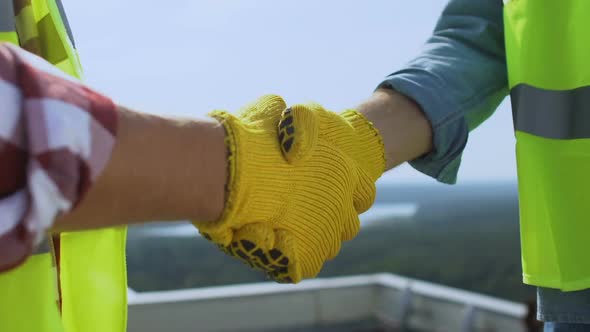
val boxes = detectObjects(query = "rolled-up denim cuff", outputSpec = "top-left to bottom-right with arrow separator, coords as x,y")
378,71 -> 469,184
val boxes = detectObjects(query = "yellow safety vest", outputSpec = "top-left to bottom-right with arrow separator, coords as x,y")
0,1 -> 127,331
505,0 -> 590,291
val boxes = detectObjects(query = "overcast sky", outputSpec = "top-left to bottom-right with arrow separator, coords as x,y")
62,0 -> 517,185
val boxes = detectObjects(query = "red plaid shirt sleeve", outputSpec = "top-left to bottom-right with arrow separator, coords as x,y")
0,43 -> 118,272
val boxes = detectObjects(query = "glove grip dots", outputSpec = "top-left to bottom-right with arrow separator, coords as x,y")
278,106 -> 319,165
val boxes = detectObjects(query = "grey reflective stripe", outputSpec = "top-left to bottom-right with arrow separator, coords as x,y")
0,0 -> 15,32
511,84 -> 590,139
55,0 -> 76,48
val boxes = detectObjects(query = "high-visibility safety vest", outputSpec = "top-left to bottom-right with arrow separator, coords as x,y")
0,1 -> 128,331
505,0 -> 590,291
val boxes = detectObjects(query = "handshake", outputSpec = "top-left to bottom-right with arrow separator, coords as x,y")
193,95 -> 385,284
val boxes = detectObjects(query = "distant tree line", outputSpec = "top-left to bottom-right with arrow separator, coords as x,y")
127,196 -> 535,303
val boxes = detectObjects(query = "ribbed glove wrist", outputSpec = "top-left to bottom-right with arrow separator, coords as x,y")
340,110 -> 386,181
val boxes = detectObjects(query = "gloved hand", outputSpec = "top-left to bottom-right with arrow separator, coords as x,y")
193,95 -> 385,283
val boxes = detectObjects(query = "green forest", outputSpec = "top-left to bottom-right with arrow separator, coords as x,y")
126,182 -> 535,303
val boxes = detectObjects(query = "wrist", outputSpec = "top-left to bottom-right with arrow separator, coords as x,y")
358,89 -> 433,169
119,111 -> 228,223
195,121 -> 228,222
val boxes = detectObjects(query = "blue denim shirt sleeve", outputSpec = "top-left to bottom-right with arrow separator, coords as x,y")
378,0 -> 508,184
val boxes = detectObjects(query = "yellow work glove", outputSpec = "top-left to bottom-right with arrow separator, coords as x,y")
193,95 -> 385,283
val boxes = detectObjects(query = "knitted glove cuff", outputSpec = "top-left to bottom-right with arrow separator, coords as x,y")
195,110 -> 289,242
340,110 -> 386,181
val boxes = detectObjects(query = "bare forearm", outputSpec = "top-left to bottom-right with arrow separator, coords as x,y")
358,89 -> 433,169
53,106 -> 227,232
53,88 -> 429,231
